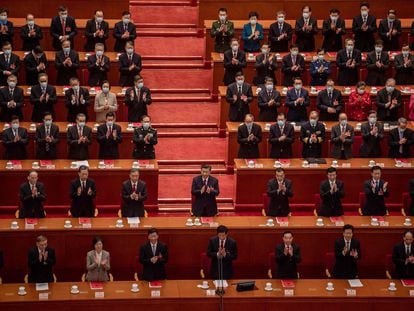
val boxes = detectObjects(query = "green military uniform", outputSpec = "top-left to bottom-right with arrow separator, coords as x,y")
210,20 -> 235,53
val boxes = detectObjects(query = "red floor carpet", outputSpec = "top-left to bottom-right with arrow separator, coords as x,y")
148,102 -> 219,123
136,37 -> 206,56
130,5 -> 198,25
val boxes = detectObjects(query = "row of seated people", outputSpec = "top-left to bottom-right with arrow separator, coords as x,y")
0,6 -> 136,52
222,40 -> 414,86
210,4 -> 414,53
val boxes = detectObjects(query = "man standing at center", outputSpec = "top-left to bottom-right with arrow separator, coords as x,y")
191,164 -> 220,217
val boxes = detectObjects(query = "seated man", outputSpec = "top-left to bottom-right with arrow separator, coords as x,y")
2,115 -> 28,159
67,113 -> 92,160
376,78 -> 401,122
30,73 -> 57,122
24,45 -> 47,86
310,49 -> 331,86
84,10 -> 109,52
281,44 -> 305,86
125,75 -> 152,122
69,165 -> 96,217
275,231 -> 301,279
113,11 -> 137,52
55,39 -> 79,85
360,111 -> 384,158
19,171 -> 46,218
28,235 -> 56,283
223,38 -> 246,86
285,77 -> 309,122
87,43 -> 110,86
0,41 -> 20,86
362,165 -> 389,216
331,113 -> 354,159
316,79 -> 343,121
237,114 -> 262,158
394,44 -> 414,85
20,14 -> 43,51
118,41 -> 142,87
191,164 -> 220,217
336,38 -> 361,86
257,77 -> 280,122
388,117 -> 414,158
225,72 -> 253,122
139,228 -> 168,281
253,43 -> 277,86
65,77 -> 90,122
365,40 -> 389,86
0,74 -> 24,121
97,112 -> 123,159
300,111 -> 325,158
333,224 -> 361,279
210,8 -> 234,53
132,115 -> 158,159
121,168 -> 148,217
266,168 -> 293,216
318,167 -> 344,217
50,5 -> 77,51
35,112 -> 60,160
392,230 -> 414,279
0,8 -> 14,48
268,112 -> 295,159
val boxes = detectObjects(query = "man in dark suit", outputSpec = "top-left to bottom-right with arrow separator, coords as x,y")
352,2 -> 377,52
376,78 -> 401,121
225,72 -> 253,122
67,113 -> 92,160
55,40 -> 80,86
2,115 -> 28,159
322,9 -> 346,52
132,115 -> 158,159
362,165 -> 389,216
336,38 -> 362,86
333,224 -> 361,279
331,113 -> 354,159
207,225 -> 238,280
365,40 -> 390,86
113,11 -> 137,52
70,165 -> 96,217
223,39 -> 246,85
35,112 -> 59,159
19,171 -> 46,218
266,168 -> 293,216
394,44 -> 414,85
87,43 -> 110,86
317,79 -> 343,121
97,112 -> 122,159
294,6 -> 318,52
0,74 -> 24,121
275,231 -> 301,278
378,10 -> 401,51
253,44 -> 277,86
125,75 -> 152,122
191,164 -> 220,216
300,111 -> 325,158
360,111 -> 384,157
28,235 -> 56,283
281,44 -> 305,86
50,5 -> 77,51
257,77 -> 280,121
388,117 -> 414,158
0,42 -> 21,86
285,77 -> 310,122
20,14 -> 43,51
139,228 -> 168,281
0,8 -> 13,48
237,114 -> 262,158
268,112 -> 295,158
268,11 -> 293,52
84,10 -> 109,51
24,46 -> 48,86
392,231 -> 414,279
30,73 -> 57,122
121,168 -> 148,217
65,77 -> 90,122
318,167 -> 344,217
119,41 -> 142,87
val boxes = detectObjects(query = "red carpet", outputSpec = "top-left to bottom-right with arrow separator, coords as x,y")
136,37 -> 205,56
130,5 -> 198,25
139,68 -> 212,89
148,102 -> 218,123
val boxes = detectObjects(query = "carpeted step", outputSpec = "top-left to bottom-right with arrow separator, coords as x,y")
130,5 -> 198,25
130,0 -> 195,6
135,37 -> 205,56
157,203 -> 235,213
148,102 -> 218,123
138,28 -> 201,37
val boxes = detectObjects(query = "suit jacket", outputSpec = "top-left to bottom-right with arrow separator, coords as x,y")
28,246 -> 56,283
55,49 -> 80,85
191,175 -> 220,216
322,18 -> 346,51
378,18 -> 402,51
331,123 -> 354,159
268,122 -> 295,158
392,242 -> 414,279
253,53 -> 277,85
388,127 -> 414,158
96,123 -> 122,159
86,250 -> 110,282
310,59 -> 331,86
132,126 -> 158,159
394,53 -> 414,85
69,178 -> 96,217
139,241 -> 168,281
281,53 -> 305,86
318,180 -> 344,216
0,86 -> 24,121
35,123 -> 60,159
0,52 -> 21,86
19,181 -> 46,218
360,122 -> 384,157
267,178 -> 293,216
113,21 -> 137,52
268,22 -> 293,52
285,88 -> 310,122
241,22 -> 264,52
124,86 -> 152,122
352,14 -> 377,52
94,91 -> 118,122
376,88 -> 401,121
65,87 -> 90,122
210,20 -> 234,53
50,16 -> 78,50
294,17 -> 318,51
2,127 -> 28,159
24,52 -> 48,86
365,51 -> 390,86
121,179 -> 147,217
300,121 -> 325,158
316,89 -> 343,121
84,19 -> 109,51
362,179 -> 389,216
207,236 -> 238,279
118,53 -> 142,87
237,123 -> 262,158
20,24 -> 43,51
67,125 -> 92,160
333,238 -> 361,279
223,49 -> 247,85
0,21 -> 14,48
411,179 -> 414,216
87,54 -> 110,86
225,82 -> 253,122
275,243 -> 301,278
257,88 -> 280,121
30,84 -> 57,122
336,48 -> 362,86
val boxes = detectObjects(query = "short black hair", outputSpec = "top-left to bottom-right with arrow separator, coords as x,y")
248,11 -> 258,19
78,165 -> 89,172
58,5 -> 67,12
375,39 -> 384,46
218,8 -> 227,13
360,2 -> 370,9
92,236 -> 103,247
317,48 -> 325,54
290,44 -> 299,50
302,5 -> 311,11
10,115 -> 19,122
134,75 -> 142,82
371,165 -> 382,172
276,168 -> 285,173
277,112 -> 286,118
0,7 -> 9,14
343,224 -> 354,232
122,11 -> 131,16
326,167 -> 337,174
282,230 -> 293,237
356,81 -> 366,88
148,228 -> 159,235
217,225 -> 228,234
43,111 -> 53,118
2,41 -> 11,48
105,112 -> 115,118
33,46 -> 43,54
330,8 -> 340,14
235,71 -> 244,78
201,163 -> 212,170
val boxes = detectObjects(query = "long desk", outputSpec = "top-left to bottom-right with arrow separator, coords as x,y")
0,279 -> 413,311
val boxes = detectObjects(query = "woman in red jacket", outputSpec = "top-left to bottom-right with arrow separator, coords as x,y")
347,81 -> 372,121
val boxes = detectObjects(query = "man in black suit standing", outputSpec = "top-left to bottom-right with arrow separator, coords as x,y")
55,40 -> 80,86
24,45 -> 48,86
30,73 -> 57,122
97,112 -> 122,159
113,11 -> 137,52
132,115 -> 158,159
362,165 -> 389,216
0,74 -> 24,121
360,111 -> 384,157
50,5 -> 77,51
333,224 -> 361,279
0,42 -> 21,86
121,168 -> 148,217
318,167 -> 344,217
394,44 -> 414,85
275,231 -> 301,279
322,9 -> 346,52
294,6 -> 318,52
336,38 -> 362,86
84,10 -> 109,51
237,114 -> 262,158
87,43 -> 110,86
253,44 -> 277,85
378,10 -> 401,51
207,225 -> 238,280
376,78 -> 401,121
67,113 -> 92,160
268,11 -> 292,52
331,113 -> 354,160
269,113 -> 295,159
65,77 -> 90,122
392,231 -> 414,279
388,117 -> 414,158
266,168 -> 293,216
285,77 -> 309,122
365,40 -> 389,86
225,72 -> 253,122
352,2 -> 377,52
69,165 -> 96,217
139,228 -> 168,281
257,77 -> 280,121
300,111 -> 325,158
20,14 -> 43,51
19,171 -> 46,218
0,8 -> 13,48
125,75 -> 152,122
2,115 -> 28,159
28,235 -> 56,283
281,44 -> 305,86
316,79 -> 343,121
191,164 -> 220,217
223,38 -> 247,86
35,112 -> 59,160
119,41 -> 142,87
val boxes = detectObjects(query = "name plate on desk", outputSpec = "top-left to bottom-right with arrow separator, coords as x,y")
284,289 -> 294,296
95,291 -> 105,299
346,289 -> 356,296
206,289 -> 216,296
151,290 -> 161,297
38,293 -> 49,300
410,290 -> 414,296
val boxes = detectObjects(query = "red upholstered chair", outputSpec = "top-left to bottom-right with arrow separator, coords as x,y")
262,193 -> 270,216
359,67 -> 367,82
358,192 -> 366,215
352,135 -> 363,157
81,68 -> 89,86
313,193 -> 321,216
267,252 -> 276,279
325,252 -> 335,278
134,255 -> 141,281
385,253 -> 393,279
200,252 -> 210,279
402,192 -> 412,216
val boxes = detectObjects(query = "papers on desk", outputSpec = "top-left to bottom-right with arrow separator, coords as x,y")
330,217 -> 344,226
127,217 -> 140,225
213,280 -> 228,288
401,279 -> 414,287
149,281 -> 162,288
281,280 -> 295,288
25,218 -> 38,225
348,279 -> 364,287
90,282 -> 104,290
36,283 -> 49,291
71,161 -> 89,169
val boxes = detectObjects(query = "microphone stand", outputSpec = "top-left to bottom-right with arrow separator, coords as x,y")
216,251 -> 225,296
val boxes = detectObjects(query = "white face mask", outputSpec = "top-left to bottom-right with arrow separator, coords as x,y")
310,119 -> 317,126
357,89 -> 365,95
261,48 -> 268,54
72,85 -> 79,91
40,82 -> 47,88
346,45 -> 354,51
291,50 -> 298,56
236,79 -> 244,85
369,117 -> 377,124
102,87 -> 110,93
137,82 -> 144,88
340,119 -> 347,126
330,16 -> 338,21
96,50 -> 104,57
44,120 -> 52,126
142,122 -> 150,130
277,17 -> 284,23
361,10 -> 368,17
106,121 -> 113,127
27,20 -> 35,26
265,84 -> 273,91
402,51 -> 410,57
386,86 -> 394,93
11,123 -> 19,129
303,12 -> 310,19
318,55 -> 324,61
231,45 -> 239,52
375,47 -> 382,53
96,17 -> 103,23
78,121 -> 85,127
294,84 -> 302,90
250,19 -> 257,25
8,81 -> 16,88
126,48 -> 134,54
60,14 -> 67,20
326,86 -> 334,92
123,18 -> 130,24
219,15 -> 226,22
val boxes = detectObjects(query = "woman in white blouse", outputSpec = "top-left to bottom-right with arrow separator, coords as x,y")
86,237 -> 110,281
94,80 -> 118,122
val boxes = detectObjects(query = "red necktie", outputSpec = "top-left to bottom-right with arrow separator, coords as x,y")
132,182 -> 136,192
61,19 -> 66,35
220,240 -> 224,249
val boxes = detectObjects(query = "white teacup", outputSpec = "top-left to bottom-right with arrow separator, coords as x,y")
186,218 -> 193,226
326,282 -> 334,290
32,162 -> 40,169
98,161 -> 105,169
6,161 -> 12,169
248,160 -> 255,168
332,160 -> 338,167
344,87 -> 351,93
316,218 -> 324,226
194,218 -> 201,226
116,219 -> 123,227
266,219 -> 274,226
202,280 -> 209,288
11,221 -> 18,229
131,283 -> 139,292
384,123 -> 390,129
265,282 -> 272,290
369,160 -> 376,167
64,220 -> 72,228
71,285 -> 79,294
274,161 -> 281,168
132,161 -> 139,168
404,218 -> 412,226
388,282 -> 396,291
396,160 -> 402,167
302,160 -> 309,167
18,286 -> 26,295
70,162 -> 77,169
371,218 -> 379,225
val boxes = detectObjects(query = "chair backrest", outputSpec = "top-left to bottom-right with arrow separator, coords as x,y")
314,193 -> 321,210
352,135 -> 363,157
81,69 -> 89,86
262,193 -> 270,212
358,192 -> 366,210
359,67 -> 368,82
134,255 -> 141,281
385,253 -> 393,279
325,252 -> 334,278
200,252 -> 210,279
267,252 -> 276,279
403,192 -> 412,216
